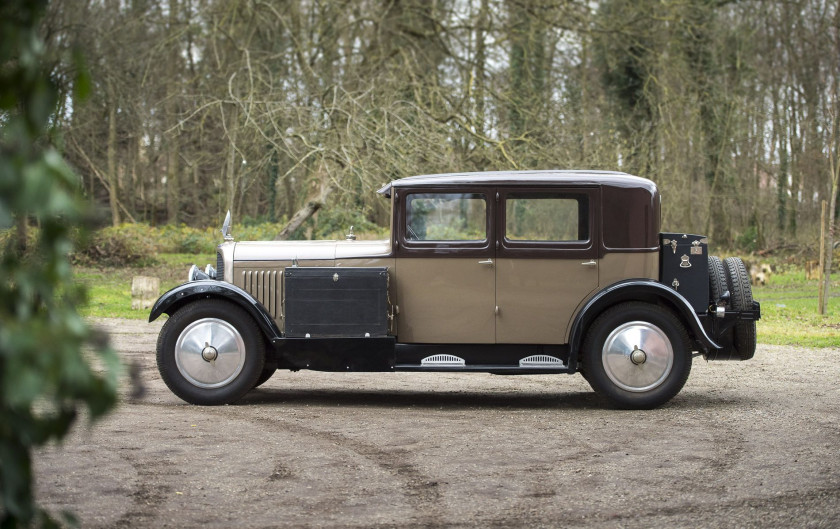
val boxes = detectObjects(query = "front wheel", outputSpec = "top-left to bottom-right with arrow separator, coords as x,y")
157,300 -> 265,405
582,302 -> 691,409
253,365 -> 277,389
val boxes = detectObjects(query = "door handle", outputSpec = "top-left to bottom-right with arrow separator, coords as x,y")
478,259 -> 494,266
581,260 -> 597,267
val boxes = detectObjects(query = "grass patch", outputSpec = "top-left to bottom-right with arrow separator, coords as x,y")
753,268 -> 840,348
77,253 -> 214,319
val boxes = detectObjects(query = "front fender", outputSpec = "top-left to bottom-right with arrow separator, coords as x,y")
567,279 -> 721,372
149,280 -> 282,342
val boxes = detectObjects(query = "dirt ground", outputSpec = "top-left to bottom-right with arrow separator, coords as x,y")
34,318 -> 840,528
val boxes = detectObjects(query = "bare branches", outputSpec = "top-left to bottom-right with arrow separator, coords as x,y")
44,0 -> 840,247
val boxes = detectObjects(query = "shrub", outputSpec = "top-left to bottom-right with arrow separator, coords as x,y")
77,212 -> 390,267
75,223 -> 158,266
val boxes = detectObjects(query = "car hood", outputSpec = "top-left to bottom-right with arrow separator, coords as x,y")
232,239 -> 391,262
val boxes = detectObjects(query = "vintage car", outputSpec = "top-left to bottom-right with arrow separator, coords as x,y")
149,171 -> 760,409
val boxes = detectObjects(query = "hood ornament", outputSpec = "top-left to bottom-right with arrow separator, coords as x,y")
221,210 -> 234,241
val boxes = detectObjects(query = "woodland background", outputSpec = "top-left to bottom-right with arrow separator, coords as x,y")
41,0 -> 840,248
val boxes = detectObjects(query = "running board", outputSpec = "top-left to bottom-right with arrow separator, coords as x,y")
395,364 -> 571,375
519,355 -> 564,368
421,354 -> 466,367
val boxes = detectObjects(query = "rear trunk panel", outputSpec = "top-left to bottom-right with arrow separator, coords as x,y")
659,233 -> 709,313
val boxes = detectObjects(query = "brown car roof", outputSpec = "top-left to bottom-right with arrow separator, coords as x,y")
376,170 -> 657,197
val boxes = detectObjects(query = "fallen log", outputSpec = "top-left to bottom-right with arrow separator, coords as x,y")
274,185 -> 334,241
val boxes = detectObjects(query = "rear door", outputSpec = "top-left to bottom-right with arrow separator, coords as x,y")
495,188 -> 600,344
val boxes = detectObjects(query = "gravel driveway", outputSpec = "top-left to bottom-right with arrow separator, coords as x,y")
34,318 -> 840,528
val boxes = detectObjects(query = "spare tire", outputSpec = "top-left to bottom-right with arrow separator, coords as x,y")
706,255 -> 737,360
708,255 -> 728,306
723,257 -> 757,360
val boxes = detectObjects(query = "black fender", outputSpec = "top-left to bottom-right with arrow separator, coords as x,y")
149,280 -> 282,343
567,279 -> 721,372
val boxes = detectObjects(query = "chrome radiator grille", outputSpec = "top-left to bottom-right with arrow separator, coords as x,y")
216,251 -> 224,281
240,270 -> 282,320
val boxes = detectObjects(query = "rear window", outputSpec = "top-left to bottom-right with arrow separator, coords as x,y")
505,194 -> 588,242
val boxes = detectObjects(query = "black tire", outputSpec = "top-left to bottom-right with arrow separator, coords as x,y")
723,257 -> 757,360
157,299 -> 265,405
706,255 -> 737,360
708,255 -> 728,306
253,365 -> 277,389
582,302 -> 692,409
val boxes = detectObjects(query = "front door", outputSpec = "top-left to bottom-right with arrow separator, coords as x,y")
394,190 -> 496,343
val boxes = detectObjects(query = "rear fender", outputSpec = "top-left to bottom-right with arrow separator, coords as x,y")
567,280 -> 721,372
149,280 -> 282,343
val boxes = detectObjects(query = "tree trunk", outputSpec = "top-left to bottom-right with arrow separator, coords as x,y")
106,81 -> 121,226
824,184 -> 838,315
473,0 -> 489,137
788,94 -> 801,236
166,143 -> 180,224
166,0 -> 180,224
225,104 -> 239,218
820,95 -> 840,314
819,201 -> 828,314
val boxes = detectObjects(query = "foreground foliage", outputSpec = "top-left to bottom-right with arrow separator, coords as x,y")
0,0 -> 118,526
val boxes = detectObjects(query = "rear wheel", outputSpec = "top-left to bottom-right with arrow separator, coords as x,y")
157,300 -> 265,405
582,302 -> 691,409
723,257 -> 757,360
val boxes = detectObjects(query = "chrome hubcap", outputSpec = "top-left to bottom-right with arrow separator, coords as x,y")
175,318 -> 246,389
602,321 -> 673,392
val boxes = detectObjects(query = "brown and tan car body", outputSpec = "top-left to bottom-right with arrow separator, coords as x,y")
150,170 -> 757,375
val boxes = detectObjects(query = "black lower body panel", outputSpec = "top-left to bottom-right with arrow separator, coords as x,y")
272,337 -> 396,371
269,339 -> 573,373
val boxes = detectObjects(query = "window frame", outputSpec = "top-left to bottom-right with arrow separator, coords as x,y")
497,187 -> 599,259
395,188 -> 494,258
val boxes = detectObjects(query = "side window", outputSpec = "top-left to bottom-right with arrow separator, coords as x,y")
505,194 -> 588,242
405,193 -> 486,242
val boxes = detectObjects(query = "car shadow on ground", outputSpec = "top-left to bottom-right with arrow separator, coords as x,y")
240,387 -> 600,410
236,386 -> 752,411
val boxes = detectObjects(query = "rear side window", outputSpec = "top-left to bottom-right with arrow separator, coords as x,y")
405,193 -> 486,241
505,194 -> 588,242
